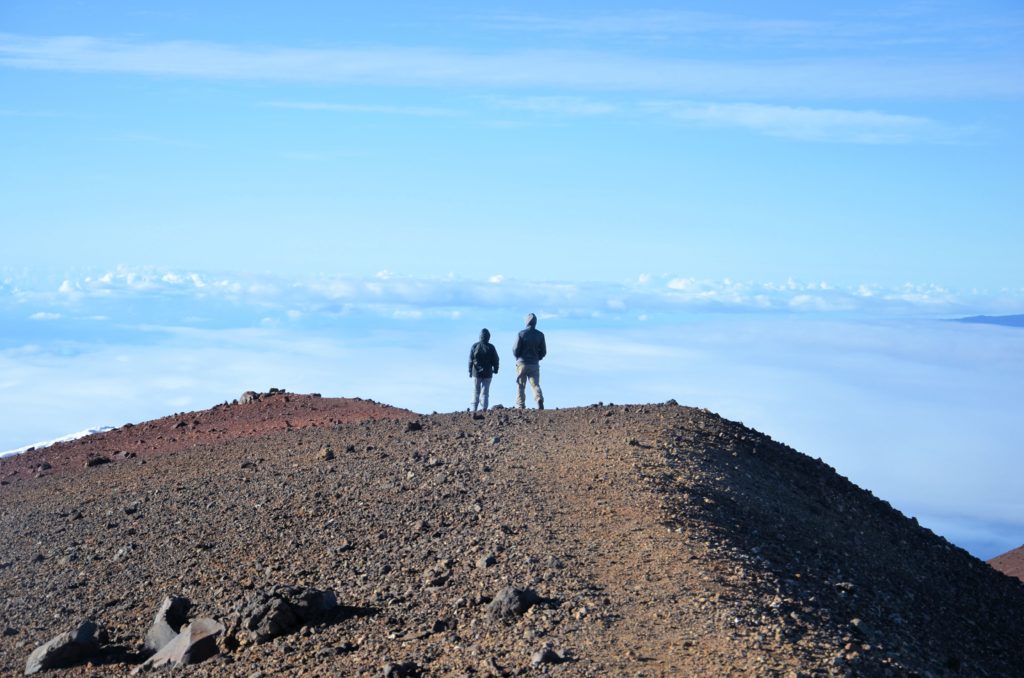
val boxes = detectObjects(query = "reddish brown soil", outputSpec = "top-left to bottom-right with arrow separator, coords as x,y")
2,398 -> 1023,676
0,391 -> 415,486
989,545 -> 1024,582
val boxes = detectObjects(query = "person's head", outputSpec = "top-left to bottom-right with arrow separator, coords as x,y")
525,313 -> 537,328
480,328 -> 490,342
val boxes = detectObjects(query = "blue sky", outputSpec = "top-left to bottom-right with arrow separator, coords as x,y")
1,3 -> 1022,559
2,1 -> 1022,285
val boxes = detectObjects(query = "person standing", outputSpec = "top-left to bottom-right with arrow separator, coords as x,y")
469,328 -> 500,412
513,313 -> 546,409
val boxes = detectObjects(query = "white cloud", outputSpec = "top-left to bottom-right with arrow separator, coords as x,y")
29,311 -> 61,320
0,34 -> 1019,99
264,101 -> 459,117
4,268 -> 1022,321
649,100 -> 954,144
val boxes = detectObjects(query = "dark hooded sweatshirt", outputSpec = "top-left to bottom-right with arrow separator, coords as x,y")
513,317 -> 546,366
469,330 -> 500,378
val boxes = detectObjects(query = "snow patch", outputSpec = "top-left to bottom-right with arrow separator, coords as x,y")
0,426 -> 116,458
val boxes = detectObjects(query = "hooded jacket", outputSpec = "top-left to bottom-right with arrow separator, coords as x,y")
469,329 -> 500,378
513,314 -> 546,365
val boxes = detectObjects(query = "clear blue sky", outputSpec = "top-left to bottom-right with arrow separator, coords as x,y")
2,1 -> 1022,289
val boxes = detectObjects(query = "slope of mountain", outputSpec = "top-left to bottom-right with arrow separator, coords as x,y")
989,545 -> 1024,582
1,397 -> 1022,676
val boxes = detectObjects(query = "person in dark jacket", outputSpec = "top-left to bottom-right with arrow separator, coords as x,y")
513,313 -> 546,409
469,328 -> 500,412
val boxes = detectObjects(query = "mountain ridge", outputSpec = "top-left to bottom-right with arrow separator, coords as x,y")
1,395 -> 1022,676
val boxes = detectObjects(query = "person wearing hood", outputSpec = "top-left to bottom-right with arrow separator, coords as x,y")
469,328 -> 500,412
513,313 -> 546,409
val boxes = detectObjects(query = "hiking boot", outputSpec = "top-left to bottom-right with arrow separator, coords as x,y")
537,400 -> 544,410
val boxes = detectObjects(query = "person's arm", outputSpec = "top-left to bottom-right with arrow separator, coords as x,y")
492,345 -> 499,374
538,333 -> 547,361
513,333 -> 522,360
468,344 -> 476,376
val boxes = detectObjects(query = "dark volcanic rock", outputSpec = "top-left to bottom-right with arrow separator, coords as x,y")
24,620 -> 103,675
382,660 -> 422,677
531,646 -> 562,666
233,585 -> 338,644
487,586 -> 542,622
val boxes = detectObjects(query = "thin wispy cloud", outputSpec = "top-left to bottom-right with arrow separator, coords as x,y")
264,101 -> 460,117
487,96 -> 618,116
486,8 -> 1024,52
647,101 -> 958,144
1,34 -> 1020,99
267,94 -> 947,144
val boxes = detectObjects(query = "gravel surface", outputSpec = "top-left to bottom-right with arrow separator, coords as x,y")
2,395 -> 1023,676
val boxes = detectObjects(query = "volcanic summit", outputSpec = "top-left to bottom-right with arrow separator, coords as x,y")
1,391 -> 1022,676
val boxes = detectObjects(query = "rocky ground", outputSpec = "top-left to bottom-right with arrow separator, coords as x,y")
1,393 -> 1022,676
0,390 -> 414,485
989,545 -> 1024,582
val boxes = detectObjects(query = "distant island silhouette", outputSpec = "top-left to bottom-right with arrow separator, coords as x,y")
955,314 -> 1024,328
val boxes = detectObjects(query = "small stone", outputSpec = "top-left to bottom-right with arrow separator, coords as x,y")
476,554 -> 497,569
850,618 -> 873,638
319,446 -> 335,461
531,646 -> 562,666
382,660 -> 421,677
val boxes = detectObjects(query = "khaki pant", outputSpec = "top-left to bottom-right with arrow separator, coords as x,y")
515,362 -> 544,409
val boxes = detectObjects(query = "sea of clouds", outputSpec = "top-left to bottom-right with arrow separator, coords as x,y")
2,268 -> 1022,560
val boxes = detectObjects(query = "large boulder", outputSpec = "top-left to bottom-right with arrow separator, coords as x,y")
486,587 -> 542,622
132,617 -> 223,674
143,595 -> 192,653
232,585 -> 338,644
24,620 -> 104,675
